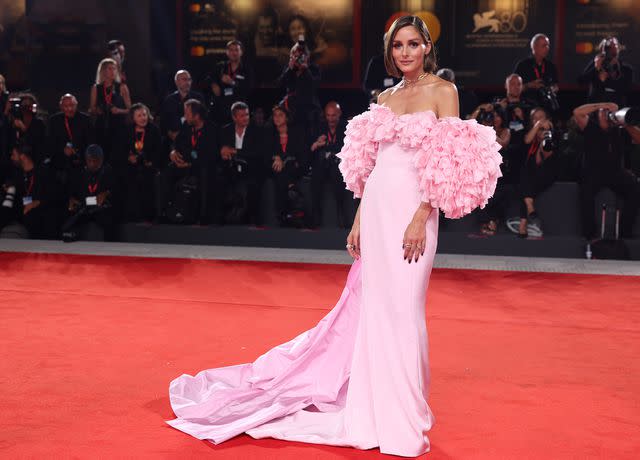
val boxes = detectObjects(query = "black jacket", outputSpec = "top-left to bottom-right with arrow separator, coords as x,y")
48,111 -> 93,171
159,90 -> 205,136
174,122 -> 219,170
115,123 -> 163,171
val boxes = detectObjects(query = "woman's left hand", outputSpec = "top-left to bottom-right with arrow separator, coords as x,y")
402,216 -> 427,264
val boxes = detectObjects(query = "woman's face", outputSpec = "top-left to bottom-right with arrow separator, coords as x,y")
133,108 -> 148,127
391,25 -> 430,76
103,63 -> 116,82
289,18 -> 306,43
272,109 -> 286,127
493,113 -> 504,129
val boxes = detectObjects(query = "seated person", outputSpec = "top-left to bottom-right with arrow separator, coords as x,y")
308,100 -> 349,228
508,107 -> 562,238
265,105 -> 307,226
48,93 -> 93,175
61,144 -> 118,242
218,101 -> 266,225
161,99 -> 218,224
574,102 -> 640,240
115,103 -> 162,222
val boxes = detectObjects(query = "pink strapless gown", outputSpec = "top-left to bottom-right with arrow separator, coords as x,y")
167,140 -> 438,457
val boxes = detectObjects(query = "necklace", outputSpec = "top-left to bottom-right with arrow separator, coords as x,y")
402,72 -> 428,87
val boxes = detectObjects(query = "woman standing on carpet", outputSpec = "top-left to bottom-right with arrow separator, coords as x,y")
167,16 -> 502,457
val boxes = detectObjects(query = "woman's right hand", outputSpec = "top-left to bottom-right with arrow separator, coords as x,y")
346,216 -> 361,260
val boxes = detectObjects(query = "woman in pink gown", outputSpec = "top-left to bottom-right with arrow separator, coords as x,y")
167,16 -> 502,457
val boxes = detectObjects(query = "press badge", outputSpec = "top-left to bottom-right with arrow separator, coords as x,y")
383,78 -> 394,87
191,150 -> 198,160
237,164 -> 242,173
180,116 -> 186,125
86,196 -> 98,206
509,120 -> 524,131
22,196 -> 33,206
224,87 -> 234,96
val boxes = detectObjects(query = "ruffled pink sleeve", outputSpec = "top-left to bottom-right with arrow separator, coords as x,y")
336,105 -> 395,199
413,117 -> 503,219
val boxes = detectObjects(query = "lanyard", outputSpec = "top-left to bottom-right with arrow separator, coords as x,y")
64,116 -> 73,142
191,127 -> 202,149
88,181 -> 99,195
279,134 -> 288,154
527,139 -> 540,159
134,128 -> 146,151
24,174 -> 34,196
103,84 -> 113,105
327,129 -> 337,145
227,62 -> 237,80
533,61 -> 545,80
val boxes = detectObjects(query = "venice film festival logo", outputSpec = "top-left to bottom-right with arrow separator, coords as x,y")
472,9 -> 528,33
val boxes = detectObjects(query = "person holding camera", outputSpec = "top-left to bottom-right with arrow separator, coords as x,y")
308,101 -> 349,228
161,99 -> 218,224
266,104 -> 307,226
279,39 -> 321,137
578,37 -> 633,107
0,143 -> 60,239
115,103 -> 162,222
48,94 -> 93,175
514,34 -> 560,113
61,144 -> 117,242
206,40 -> 254,126
509,107 -> 562,238
573,102 -> 639,240
89,58 -> 131,161
217,101 -> 265,225
8,93 -> 46,163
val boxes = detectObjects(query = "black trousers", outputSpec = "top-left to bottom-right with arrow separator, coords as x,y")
123,165 -> 158,222
519,156 -> 560,218
310,154 -> 351,228
159,164 -> 210,223
273,159 -> 300,223
580,167 -> 639,239
478,179 -> 514,223
61,206 -> 117,241
218,162 -> 265,225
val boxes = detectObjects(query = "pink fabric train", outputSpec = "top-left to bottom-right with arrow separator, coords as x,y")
337,103 -> 503,218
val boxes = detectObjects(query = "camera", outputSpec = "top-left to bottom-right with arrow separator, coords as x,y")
539,77 -> 560,112
476,108 -> 494,125
541,130 -> 557,151
295,35 -> 308,66
2,185 -> 16,209
9,96 -> 37,120
606,107 -> 640,127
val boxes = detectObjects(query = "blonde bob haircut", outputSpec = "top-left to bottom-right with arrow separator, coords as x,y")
95,58 -> 121,85
384,15 -> 437,78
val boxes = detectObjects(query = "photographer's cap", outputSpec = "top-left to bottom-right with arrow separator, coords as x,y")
85,144 -> 104,159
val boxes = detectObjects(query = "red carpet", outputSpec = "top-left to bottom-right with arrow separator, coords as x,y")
1,251 -> 639,459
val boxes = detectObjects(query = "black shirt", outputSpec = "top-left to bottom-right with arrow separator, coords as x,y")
10,116 -> 46,161
208,60 -> 254,102
513,57 -> 559,106
363,54 -> 401,95
175,122 -> 219,170
159,90 -> 205,136
69,163 -> 116,202
581,118 -> 629,173
115,123 -> 163,170
48,111 -> 93,171
578,59 -> 633,106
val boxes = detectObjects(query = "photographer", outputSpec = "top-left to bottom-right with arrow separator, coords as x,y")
437,68 -> 478,120
574,102 -> 639,240
363,35 -> 401,102
159,70 -> 205,153
578,37 -> 633,107
476,105 -> 512,235
107,39 -> 127,84
61,144 -> 117,242
48,94 -> 93,175
115,103 -> 162,222
510,107 -> 562,237
206,40 -> 254,126
89,58 -> 131,161
8,93 -> 46,162
161,99 -> 218,224
309,101 -> 348,228
218,102 -> 265,225
0,143 -> 60,238
514,34 -> 560,113
279,40 -> 321,137
266,105 -> 307,226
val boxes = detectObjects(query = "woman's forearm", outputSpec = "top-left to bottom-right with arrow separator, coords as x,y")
413,201 -> 433,223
